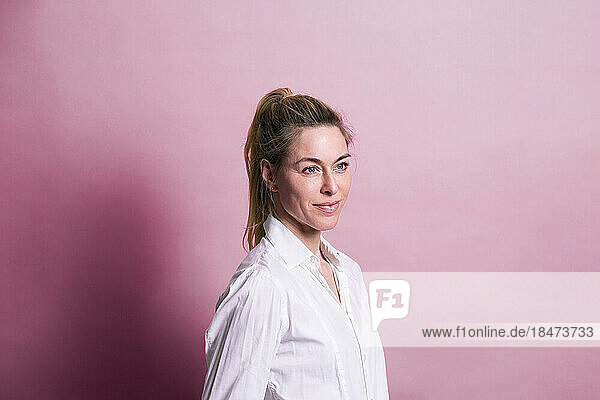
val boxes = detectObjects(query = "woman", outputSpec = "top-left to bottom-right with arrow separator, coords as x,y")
202,88 -> 389,399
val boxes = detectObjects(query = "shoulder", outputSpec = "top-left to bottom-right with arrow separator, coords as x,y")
214,237 -> 287,312
205,240 -> 290,351
236,236 -> 288,286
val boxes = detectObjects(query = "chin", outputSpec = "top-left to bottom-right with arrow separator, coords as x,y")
310,214 -> 341,232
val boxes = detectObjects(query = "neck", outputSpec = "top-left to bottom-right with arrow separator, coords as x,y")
272,206 -> 321,258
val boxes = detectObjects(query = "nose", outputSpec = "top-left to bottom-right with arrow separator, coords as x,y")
320,169 -> 339,196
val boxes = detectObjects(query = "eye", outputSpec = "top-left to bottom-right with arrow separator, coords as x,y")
335,161 -> 349,172
302,165 -> 320,174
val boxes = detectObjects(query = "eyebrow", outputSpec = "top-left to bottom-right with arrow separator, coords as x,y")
294,153 -> 352,166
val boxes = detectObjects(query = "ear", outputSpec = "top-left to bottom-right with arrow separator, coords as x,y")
260,159 -> 278,192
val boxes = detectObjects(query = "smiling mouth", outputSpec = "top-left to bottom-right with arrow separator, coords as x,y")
314,201 -> 340,213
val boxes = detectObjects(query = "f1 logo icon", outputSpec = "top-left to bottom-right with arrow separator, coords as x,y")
368,279 -> 411,331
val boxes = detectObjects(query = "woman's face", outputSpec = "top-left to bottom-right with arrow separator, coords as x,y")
271,125 -> 352,234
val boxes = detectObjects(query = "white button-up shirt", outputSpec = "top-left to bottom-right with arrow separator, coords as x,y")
202,213 -> 389,399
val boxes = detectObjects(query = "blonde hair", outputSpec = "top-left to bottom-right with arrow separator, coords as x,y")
242,88 -> 353,251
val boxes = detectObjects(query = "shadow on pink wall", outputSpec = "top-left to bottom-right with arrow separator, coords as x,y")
3,169 -> 208,399
1,4 -> 210,397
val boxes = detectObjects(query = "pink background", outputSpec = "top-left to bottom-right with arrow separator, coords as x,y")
2,1 -> 599,399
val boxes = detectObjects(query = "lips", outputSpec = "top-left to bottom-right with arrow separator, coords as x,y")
314,200 -> 340,213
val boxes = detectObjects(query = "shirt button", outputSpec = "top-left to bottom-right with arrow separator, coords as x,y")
310,255 -> 318,264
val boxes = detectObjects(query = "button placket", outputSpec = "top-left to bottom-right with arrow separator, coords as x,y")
306,251 -> 369,398
325,258 -> 370,398
296,256 -> 351,399
342,292 -> 370,399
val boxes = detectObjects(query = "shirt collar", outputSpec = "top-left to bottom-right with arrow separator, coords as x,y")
263,213 -> 343,270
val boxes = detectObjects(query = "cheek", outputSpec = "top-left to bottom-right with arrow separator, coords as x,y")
294,180 -> 323,204
339,174 -> 352,193
279,176 -> 312,202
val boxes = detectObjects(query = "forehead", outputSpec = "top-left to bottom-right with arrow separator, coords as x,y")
289,126 -> 347,158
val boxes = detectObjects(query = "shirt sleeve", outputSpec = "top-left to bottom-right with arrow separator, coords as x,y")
201,267 -> 285,400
